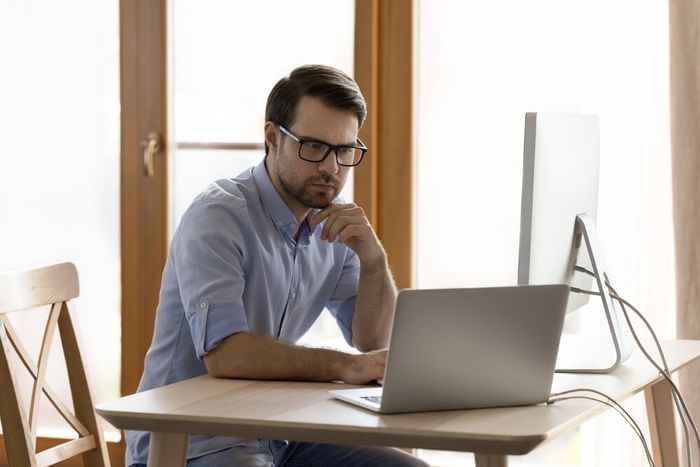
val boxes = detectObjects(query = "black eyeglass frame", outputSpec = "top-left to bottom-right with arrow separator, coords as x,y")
278,124 -> 368,167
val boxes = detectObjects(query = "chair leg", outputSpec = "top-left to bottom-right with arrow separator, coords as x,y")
0,323 -> 36,466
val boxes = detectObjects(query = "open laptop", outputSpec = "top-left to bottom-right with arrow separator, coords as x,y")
329,284 -> 569,413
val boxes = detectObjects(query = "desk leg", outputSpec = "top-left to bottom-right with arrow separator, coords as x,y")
474,453 -> 508,467
645,378 -> 679,467
147,432 -> 190,467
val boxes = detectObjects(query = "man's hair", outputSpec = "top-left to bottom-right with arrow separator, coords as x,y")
264,64 -> 367,155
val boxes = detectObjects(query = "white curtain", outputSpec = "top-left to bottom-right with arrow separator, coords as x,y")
0,0 -> 120,439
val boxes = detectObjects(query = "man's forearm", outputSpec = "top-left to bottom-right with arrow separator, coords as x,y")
203,332 -> 353,381
309,202 -> 397,351
351,255 -> 397,352
203,332 -> 387,383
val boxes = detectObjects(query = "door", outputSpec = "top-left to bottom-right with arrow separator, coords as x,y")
120,0 -> 359,395
120,0 -> 413,395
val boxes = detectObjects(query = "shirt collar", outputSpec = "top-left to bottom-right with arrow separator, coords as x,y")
252,161 -> 320,237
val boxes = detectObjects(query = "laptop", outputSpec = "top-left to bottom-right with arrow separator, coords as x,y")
329,284 -> 569,413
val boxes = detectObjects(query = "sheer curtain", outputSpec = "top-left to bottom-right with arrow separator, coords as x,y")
415,1 -> 672,465
0,0 -> 120,439
669,1 -> 700,463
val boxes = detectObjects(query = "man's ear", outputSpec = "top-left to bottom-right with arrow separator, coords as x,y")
264,122 -> 279,153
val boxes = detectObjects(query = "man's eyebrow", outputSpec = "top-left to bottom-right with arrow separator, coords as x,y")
298,134 -> 358,146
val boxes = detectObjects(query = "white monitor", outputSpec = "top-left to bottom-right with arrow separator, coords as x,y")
517,112 -> 599,313
517,112 -> 632,373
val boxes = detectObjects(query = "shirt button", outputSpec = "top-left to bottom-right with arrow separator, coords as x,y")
199,302 -> 207,309
291,292 -> 297,299
276,220 -> 283,226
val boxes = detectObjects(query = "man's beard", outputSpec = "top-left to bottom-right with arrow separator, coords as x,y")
277,169 -> 340,209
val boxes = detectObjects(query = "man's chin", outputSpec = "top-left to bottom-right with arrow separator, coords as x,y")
299,193 -> 336,209
304,199 -> 332,209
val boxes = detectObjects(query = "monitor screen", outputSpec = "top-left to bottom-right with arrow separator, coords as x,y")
517,112 -> 600,313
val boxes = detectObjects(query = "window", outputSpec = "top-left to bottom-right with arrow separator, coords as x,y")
415,1 -> 672,465
171,0 -> 356,346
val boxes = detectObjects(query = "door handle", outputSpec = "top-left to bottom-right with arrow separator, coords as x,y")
141,132 -> 162,177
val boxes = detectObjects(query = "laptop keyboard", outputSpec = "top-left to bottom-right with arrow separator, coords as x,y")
361,395 -> 382,404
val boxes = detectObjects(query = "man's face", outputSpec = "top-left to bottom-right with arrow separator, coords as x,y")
265,96 -> 359,214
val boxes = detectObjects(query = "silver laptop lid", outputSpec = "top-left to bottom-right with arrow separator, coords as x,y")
379,284 -> 569,413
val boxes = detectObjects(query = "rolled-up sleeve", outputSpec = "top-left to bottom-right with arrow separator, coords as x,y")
325,248 -> 360,346
172,200 -> 250,359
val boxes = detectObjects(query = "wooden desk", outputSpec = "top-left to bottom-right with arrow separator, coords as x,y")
96,339 -> 700,467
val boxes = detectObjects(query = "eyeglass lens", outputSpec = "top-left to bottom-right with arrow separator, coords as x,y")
300,142 -> 362,166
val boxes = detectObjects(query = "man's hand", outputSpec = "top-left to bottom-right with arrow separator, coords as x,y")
340,349 -> 388,385
310,203 -> 384,264
311,202 -> 396,352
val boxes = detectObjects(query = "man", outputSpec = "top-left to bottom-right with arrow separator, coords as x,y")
126,65 -> 428,467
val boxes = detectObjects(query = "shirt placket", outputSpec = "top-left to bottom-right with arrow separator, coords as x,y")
277,225 -> 302,338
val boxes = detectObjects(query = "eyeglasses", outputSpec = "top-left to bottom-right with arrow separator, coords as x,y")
278,125 -> 367,167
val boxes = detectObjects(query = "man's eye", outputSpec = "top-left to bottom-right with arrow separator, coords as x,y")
338,147 -> 354,154
306,142 -> 324,150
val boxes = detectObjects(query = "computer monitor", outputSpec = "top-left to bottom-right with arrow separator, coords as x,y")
517,113 -> 599,313
517,112 -> 632,373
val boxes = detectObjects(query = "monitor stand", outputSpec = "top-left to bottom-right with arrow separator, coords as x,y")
555,213 -> 634,374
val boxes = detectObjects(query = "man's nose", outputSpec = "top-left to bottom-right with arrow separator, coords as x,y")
318,150 -> 340,174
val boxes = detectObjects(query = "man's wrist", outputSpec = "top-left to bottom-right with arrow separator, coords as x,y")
359,250 -> 389,273
326,349 -> 355,381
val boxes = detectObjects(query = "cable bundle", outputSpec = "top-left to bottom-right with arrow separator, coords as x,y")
547,266 -> 700,467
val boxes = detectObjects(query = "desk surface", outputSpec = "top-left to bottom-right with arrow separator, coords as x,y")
97,339 -> 700,456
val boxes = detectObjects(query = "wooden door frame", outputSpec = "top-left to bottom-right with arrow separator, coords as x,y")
354,0 -> 414,289
120,0 -> 168,401
118,0 -> 416,407
117,0 -> 415,426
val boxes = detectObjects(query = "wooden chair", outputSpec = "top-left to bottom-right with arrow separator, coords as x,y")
0,262 -> 110,466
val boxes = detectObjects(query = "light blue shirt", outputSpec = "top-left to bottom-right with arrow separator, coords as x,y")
126,161 -> 360,465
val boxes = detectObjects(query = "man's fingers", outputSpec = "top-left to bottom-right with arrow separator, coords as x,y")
319,206 -> 368,241
338,224 -> 373,244
310,202 -> 355,225
343,352 -> 388,384
326,217 -> 369,242
311,203 -> 383,263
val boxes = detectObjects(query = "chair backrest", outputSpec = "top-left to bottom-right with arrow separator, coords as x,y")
0,262 -> 110,467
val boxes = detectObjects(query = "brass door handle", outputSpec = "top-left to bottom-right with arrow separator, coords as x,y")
141,132 -> 162,177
